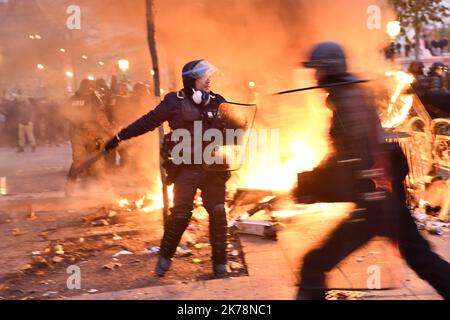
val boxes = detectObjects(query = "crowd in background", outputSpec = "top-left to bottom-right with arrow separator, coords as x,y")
0,77 -> 154,152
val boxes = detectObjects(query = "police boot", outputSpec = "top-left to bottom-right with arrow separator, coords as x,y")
209,204 -> 228,277
155,255 -> 172,277
157,211 -> 191,275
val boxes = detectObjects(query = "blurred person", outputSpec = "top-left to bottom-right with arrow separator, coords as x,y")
16,90 -> 36,153
106,81 -> 135,171
31,96 -> 49,145
62,79 -> 114,196
297,42 -> 450,300
408,60 -> 429,96
131,82 -> 152,113
104,60 -> 230,278
0,91 -> 19,147
95,78 -> 111,106
404,43 -> 411,58
428,62 -> 448,92
43,97 -> 62,147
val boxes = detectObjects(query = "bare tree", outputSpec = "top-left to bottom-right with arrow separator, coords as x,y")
145,0 -> 170,225
389,0 -> 449,59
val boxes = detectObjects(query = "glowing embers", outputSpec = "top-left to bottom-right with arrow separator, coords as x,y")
115,186 -> 174,213
382,70 -> 415,129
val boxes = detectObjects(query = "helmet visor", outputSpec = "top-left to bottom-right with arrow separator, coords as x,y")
182,60 -> 218,80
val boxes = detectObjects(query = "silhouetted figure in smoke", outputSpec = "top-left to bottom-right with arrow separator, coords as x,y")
297,42 -> 450,300
62,79 -> 114,196
104,60 -> 230,278
0,91 -> 18,147
106,81 -> 135,172
428,62 -> 448,92
131,82 -> 152,114
408,60 -> 429,96
16,90 -> 36,153
405,44 -> 411,58
95,78 -> 111,107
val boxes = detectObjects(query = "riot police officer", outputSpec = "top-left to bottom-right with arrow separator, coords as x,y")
428,62 -> 448,92
408,60 -> 429,96
297,42 -> 450,300
62,79 -> 114,196
104,60 -> 230,277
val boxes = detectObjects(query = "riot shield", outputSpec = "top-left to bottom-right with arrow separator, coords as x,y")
203,102 -> 257,172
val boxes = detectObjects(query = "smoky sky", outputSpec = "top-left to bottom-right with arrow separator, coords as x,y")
0,0 -> 394,190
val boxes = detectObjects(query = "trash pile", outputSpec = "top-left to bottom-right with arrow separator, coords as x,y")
412,208 -> 450,236
325,290 -> 366,300
226,189 -> 289,241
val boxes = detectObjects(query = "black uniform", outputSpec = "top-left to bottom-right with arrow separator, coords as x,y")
117,90 -> 229,266
298,42 -> 450,300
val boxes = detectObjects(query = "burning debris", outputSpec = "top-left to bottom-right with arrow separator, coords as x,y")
115,186 -> 174,214
382,71 -> 415,129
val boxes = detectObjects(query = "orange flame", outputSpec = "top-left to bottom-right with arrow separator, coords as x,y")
382,70 -> 414,128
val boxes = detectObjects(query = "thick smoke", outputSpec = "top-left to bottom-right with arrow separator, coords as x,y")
0,0 -> 394,193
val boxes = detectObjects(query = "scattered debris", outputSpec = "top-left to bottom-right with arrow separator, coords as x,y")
54,245 -> 64,255
231,220 -> 278,240
52,256 -> 64,264
32,251 -> 42,256
412,211 -> 428,224
426,223 -> 443,235
147,247 -> 160,254
108,211 -> 118,218
91,219 -> 109,227
412,210 -> 449,236
21,264 -> 33,271
79,238 -> 85,243
113,250 -> 133,257
12,228 -> 26,236
230,250 -> 239,257
42,291 -> 58,297
88,289 -> 98,294
356,256 -> 365,262
326,290 -> 366,300
229,261 -> 244,271
192,258 -> 203,264
38,228 -> 56,239
32,256 -> 51,268
194,243 -> 205,249
176,246 -> 193,257
103,262 -> 122,270
112,234 -> 122,241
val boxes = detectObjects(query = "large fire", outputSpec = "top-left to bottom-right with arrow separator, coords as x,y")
382,70 -> 415,129
237,139 -> 326,191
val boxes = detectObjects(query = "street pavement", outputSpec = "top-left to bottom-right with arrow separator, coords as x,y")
0,145 -> 447,300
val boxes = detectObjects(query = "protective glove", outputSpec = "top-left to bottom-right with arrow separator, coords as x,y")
104,134 -> 121,152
